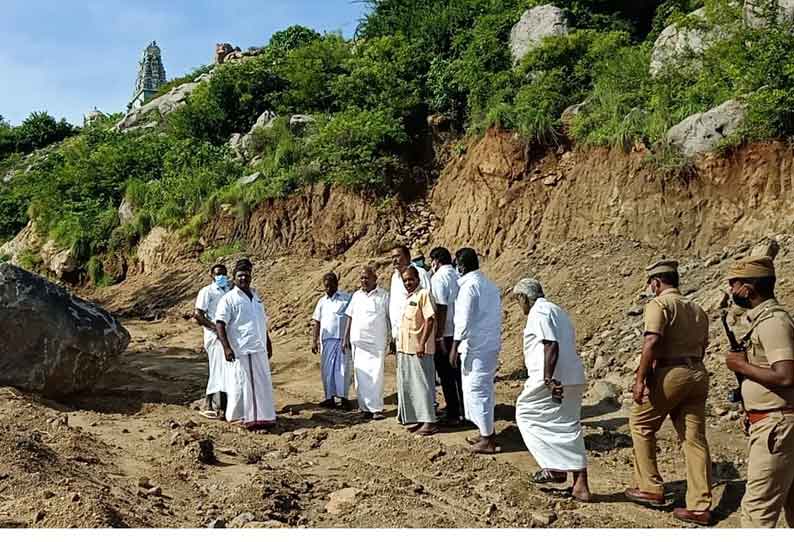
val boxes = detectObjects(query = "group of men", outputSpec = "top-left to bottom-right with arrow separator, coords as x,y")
194,249 -> 794,528
310,245 -> 503,452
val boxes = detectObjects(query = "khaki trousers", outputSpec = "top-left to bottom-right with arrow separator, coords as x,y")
741,413 -> 794,528
629,363 -> 712,511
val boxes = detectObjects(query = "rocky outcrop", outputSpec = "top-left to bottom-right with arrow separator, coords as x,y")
136,226 -> 171,274
0,264 -> 130,397
650,8 -> 725,77
39,240 -> 78,282
289,114 -> 315,134
0,222 -> 41,265
744,0 -> 794,28
229,111 -> 277,162
118,196 -> 136,225
509,5 -> 569,64
115,81 -> 200,133
214,43 -> 238,64
666,99 -> 746,157
0,222 -> 77,282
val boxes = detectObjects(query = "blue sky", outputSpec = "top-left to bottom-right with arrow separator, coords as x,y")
0,0 -> 370,126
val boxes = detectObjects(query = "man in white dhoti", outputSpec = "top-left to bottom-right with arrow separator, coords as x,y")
312,272 -> 353,409
449,248 -> 502,454
343,265 -> 390,420
389,245 -> 431,352
194,264 -> 242,420
215,259 -> 276,431
512,278 -> 591,502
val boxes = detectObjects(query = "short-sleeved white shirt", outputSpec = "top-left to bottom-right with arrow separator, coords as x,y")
215,287 -> 269,356
430,264 -> 459,337
453,270 -> 502,356
345,287 -> 390,350
523,297 -> 585,386
312,290 -> 351,341
195,282 -> 230,346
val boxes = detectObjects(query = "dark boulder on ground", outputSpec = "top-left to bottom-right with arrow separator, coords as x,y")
0,264 -> 130,397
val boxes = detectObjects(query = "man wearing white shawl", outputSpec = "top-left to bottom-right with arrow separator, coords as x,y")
513,278 -> 591,502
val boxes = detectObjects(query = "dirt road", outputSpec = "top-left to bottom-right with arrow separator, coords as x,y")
0,314 -> 748,528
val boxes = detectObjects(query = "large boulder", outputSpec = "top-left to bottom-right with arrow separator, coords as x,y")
744,0 -> 794,28
666,99 -> 746,157
0,264 -> 130,397
39,240 -> 78,282
115,81 -> 201,133
509,5 -> 569,64
237,111 -> 277,161
650,8 -> 725,77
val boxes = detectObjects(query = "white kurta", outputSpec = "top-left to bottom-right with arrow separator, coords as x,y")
389,265 -> 430,345
215,287 -> 275,427
346,287 -> 390,412
195,282 -> 230,396
454,270 -> 502,436
516,298 -> 587,470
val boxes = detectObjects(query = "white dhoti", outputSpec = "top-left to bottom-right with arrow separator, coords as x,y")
516,382 -> 587,471
321,338 -> 352,400
238,351 -> 276,428
352,342 -> 385,413
204,337 -> 226,396
461,350 -> 498,436
223,359 -> 244,422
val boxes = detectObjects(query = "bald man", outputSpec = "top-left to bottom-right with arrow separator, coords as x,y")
343,266 -> 391,420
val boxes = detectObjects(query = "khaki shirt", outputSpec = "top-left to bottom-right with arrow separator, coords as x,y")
399,288 -> 436,355
644,288 -> 709,360
742,298 -> 794,411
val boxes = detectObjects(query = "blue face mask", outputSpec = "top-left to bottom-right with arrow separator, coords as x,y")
214,275 -> 230,289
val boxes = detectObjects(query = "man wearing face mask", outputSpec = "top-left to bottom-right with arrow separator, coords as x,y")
625,260 -> 713,526
194,264 -> 235,420
724,256 -> 794,528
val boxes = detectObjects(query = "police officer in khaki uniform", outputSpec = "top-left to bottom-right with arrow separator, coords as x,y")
625,260 -> 713,526
724,256 -> 794,528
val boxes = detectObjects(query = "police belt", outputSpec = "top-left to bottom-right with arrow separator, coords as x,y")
746,408 -> 794,426
653,356 -> 703,369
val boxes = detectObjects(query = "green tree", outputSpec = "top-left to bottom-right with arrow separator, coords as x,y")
268,25 -> 322,52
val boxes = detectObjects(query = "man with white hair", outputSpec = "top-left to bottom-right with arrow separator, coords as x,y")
512,277 -> 591,502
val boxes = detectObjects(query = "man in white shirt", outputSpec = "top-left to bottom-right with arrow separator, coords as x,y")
215,259 -> 276,431
512,278 -> 591,502
449,248 -> 502,454
312,272 -> 353,409
430,246 -> 463,425
343,265 -> 390,420
194,264 -> 240,420
389,245 -> 430,351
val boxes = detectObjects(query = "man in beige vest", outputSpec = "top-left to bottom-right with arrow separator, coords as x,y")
625,260 -> 713,526
724,256 -> 794,528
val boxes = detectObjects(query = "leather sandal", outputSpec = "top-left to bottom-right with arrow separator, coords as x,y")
532,469 -> 567,484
